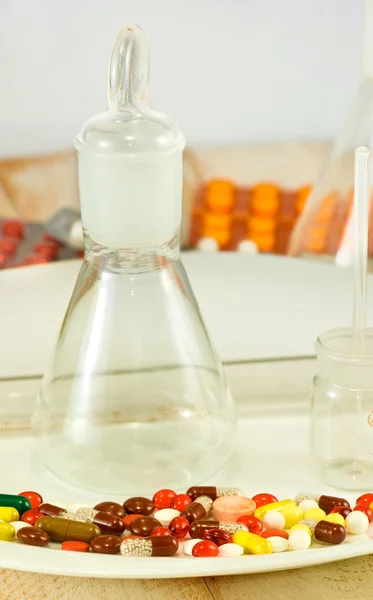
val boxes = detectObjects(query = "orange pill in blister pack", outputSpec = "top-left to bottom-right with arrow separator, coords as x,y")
206,180 -> 235,213
203,213 -> 232,230
248,217 -> 276,235
305,226 -> 327,253
202,228 -> 231,248
251,184 -> 280,218
249,233 -> 275,252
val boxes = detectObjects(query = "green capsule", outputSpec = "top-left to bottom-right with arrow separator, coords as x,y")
0,495 -> 31,514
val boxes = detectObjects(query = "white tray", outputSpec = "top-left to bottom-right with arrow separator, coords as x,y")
1,402 -> 373,579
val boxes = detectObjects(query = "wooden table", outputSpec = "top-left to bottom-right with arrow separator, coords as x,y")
2,555 -> 372,600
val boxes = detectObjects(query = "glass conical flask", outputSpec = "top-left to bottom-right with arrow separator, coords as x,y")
32,25 -> 236,495
288,0 -> 373,262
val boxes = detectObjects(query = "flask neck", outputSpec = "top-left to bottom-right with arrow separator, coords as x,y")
83,231 -> 180,272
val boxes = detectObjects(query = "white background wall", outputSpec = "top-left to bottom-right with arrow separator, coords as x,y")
0,0 -> 365,156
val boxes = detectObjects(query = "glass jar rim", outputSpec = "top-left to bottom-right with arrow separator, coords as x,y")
316,327 -> 373,362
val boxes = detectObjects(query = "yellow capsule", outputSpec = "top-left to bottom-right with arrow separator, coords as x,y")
0,508 -> 19,523
324,513 -> 345,526
232,531 -> 272,555
304,508 -> 326,521
279,504 -> 303,528
290,523 -> 312,537
0,522 -> 15,541
254,499 -> 296,522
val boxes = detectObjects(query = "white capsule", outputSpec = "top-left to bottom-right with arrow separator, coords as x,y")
66,502 -> 92,513
218,543 -> 244,557
263,510 -> 286,531
154,508 -> 180,526
267,536 -> 289,553
288,529 -> 311,551
183,538 -> 203,556
197,237 -> 219,252
298,499 -> 319,512
346,511 -> 369,535
10,521 -> 33,538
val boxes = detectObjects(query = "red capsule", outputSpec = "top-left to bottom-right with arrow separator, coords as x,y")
354,505 -> 373,522
151,527 -> 172,537
356,493 -> 373,507
330,506 -> 352,519
236,515 -> 263,534
192,540 -> 219,557
0,238 -> 18,255
2,219 -> 24,239
261,529 -> 289,540
22,510 -> 44,526
152,489 -> 177,510
169,516 -> 190,539
204,528 -> 232,546
172,494 -> 192,511
252,493 -> 278,508
19,492 -> 43,511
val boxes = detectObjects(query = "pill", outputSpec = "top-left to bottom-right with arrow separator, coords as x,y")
314,521 -> 347,544
183,538 -> 203,556
67,503 -> 92,513
204,528 -> 232,546
21,510 -> 44,526
123,497 -> 155,516
288,529 -> 311,551
123,514 -> 145,529
252,493 -> 278,508
74,508 -> 125,535
151,527 -> 172,536
290,523 -> 312,537
192,540 -> 219,557
356,493 -> 373,507
35,517 -> 101,543
261,529 -> 289,540
62,541 -> 89,552
169,516 -> 190,539
10,521 -> 33,538
263,510 -> 286,530
254,499 -> 295,522
318,495 -> 350,515
218,543 -> 244,557
324,513 -> 345,526
152,489 -> 177,509
353,505 -> 373,522
189,520 -> 248,539
345,511 -> 369,535
18,491 -> 43,510
0,495 -> 30,515
236,515 -> 263,534
267,536 -> 289,553
39,503 -> 66,517
91,534 -> 121,554
181,496 -> 213,523
0,508 -> 19,523
154,508 -> 180,526
186,487 -> 242,501
172,494 -> 193,511
304,508 -> 326,521
294,493 -> 319,504
93,502 -> 125,519
279,504 -> 304,528
213,496 -> 256,522
120,535 -> 178,557
129,516 -> 162,537
330,506 -> 352,519
18,527 -> 49,547
232,530 -> 272,554
298,499 -> 318,512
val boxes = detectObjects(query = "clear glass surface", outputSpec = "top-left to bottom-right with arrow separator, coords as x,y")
311,328 -> 373,490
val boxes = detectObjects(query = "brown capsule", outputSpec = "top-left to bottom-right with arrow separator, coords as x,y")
129,516 -> 162,537
38,503 -> 65,517
318,495 -> 350,514
18,527 -> 50,547
35,517 -> 101,543
94,502 -> 125,519
204,528 -> 232,546
123,497 -> 154,516
314,520 -> 347,545
187,486 -> 217,501
189,520 -> 220,538
93,512 -> 125,535
90,534 -> 121,555
120,535 -> 179,557
181,502 -> 207,524
150,535 -> 179,556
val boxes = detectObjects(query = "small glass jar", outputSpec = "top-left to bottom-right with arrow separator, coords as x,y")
311,327 -> 373,490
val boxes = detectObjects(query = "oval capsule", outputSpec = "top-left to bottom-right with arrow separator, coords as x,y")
232,530 -> 272,554
181,496 -> 212,524
120,535 -> 178,557
0,507 -> 19,523
123,497 -> 154,516
35,517 -> 101,543
189,519 -> 247,539
39,503 -> 65,517
18,528 -> 50,547
0,522 -> 15,541
318,495 -> 350,515
93,502 -> 125,519
91,534 -> 121,554
314,520 -> 346,545
91,511 -> 125,535
129,516 -> 162,537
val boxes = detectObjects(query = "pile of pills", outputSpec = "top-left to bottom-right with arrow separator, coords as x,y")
0,488 -> 372,558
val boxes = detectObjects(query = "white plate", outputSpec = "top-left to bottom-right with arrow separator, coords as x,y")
1,409 -> 373,578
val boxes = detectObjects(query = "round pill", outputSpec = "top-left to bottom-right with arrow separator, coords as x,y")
267,536 -> 289,553
212,496 -> 255,522
261,529 -> 289,540
62,541 -> 89,552
304,508 -> 326,521
169,516 -> 190,539
154,508 -> 180,526
19,492 -> 43,510
172,494 -> 192,512
263,510 -> 286,530
324,513 -> 345,526
152,489 -> 177,510
356,493 -> 373,507
192,540 -> 219,557
288,530 -> 311,551
183,538 -> 203,556
252,493 -> 278,508
10,521 -> 33,538
218,542 -> 244,557
298,499 -> 318,512
91,534 -> 122,554
18,527 -> 49,547
21,510 -> 44,526
236,515 -> 262,534
290,523 -> 312,537
345,511 -> 369,535
354,505 -> 373,522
